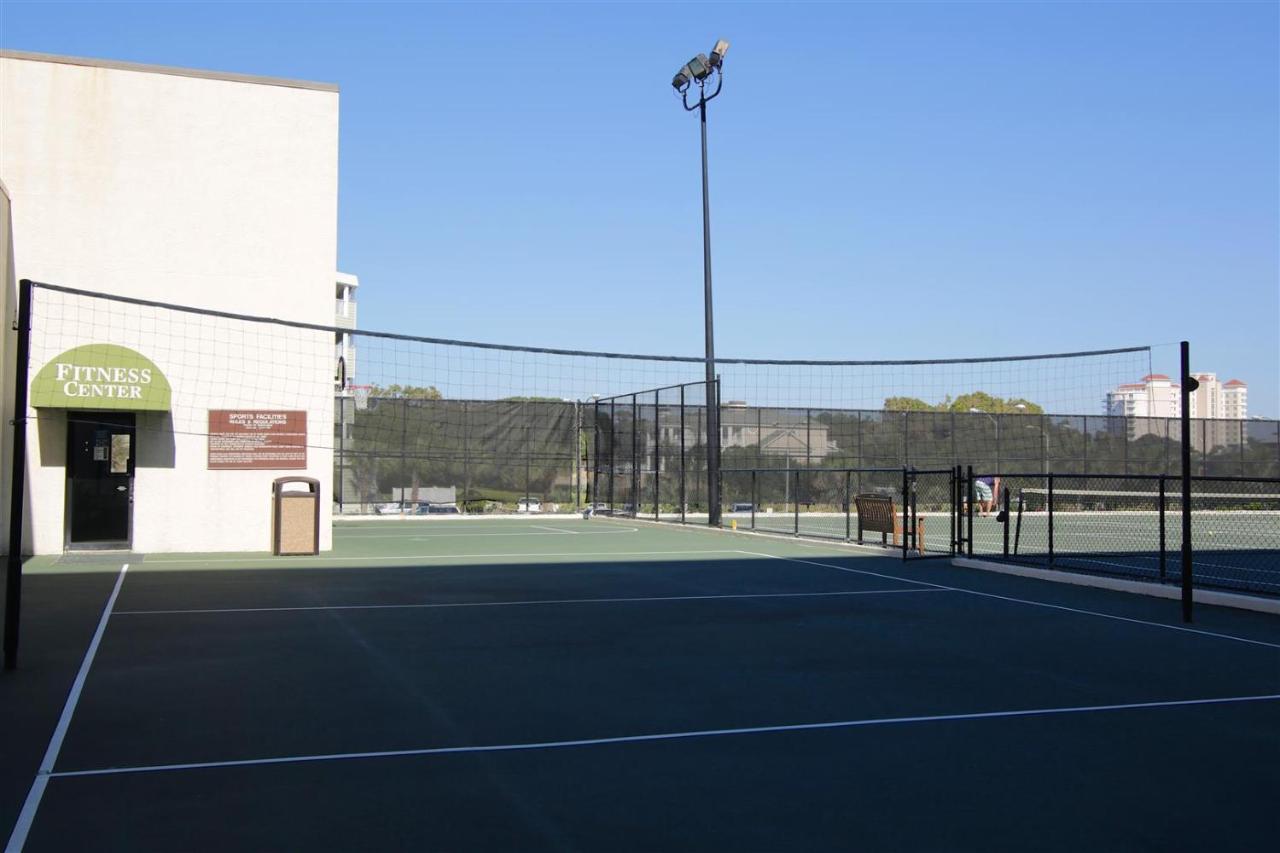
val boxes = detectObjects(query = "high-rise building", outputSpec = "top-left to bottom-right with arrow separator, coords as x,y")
1105,373 -> 1248,449
1188,373 -> 1222,419
1223,379 -> 1248,419
1105,374 -> 1180,419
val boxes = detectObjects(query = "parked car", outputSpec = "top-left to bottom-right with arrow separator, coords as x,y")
413,502 -> 460,515
730,502 -> 754,513
516,498 -> 542,514
374,502 -> 401,515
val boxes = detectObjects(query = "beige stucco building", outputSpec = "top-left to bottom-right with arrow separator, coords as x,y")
0,50 -> 340,554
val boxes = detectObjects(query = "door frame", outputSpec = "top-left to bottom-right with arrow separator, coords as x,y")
64,410 -> 136,551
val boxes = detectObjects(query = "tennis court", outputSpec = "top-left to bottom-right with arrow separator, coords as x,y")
3,517 -> 1278,851
732,510 -> 1280,596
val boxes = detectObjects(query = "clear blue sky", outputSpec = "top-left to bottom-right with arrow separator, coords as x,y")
4,1 -> 1277,415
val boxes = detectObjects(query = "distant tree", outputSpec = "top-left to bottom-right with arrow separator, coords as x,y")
884,396 -> 940,412
372,384 -> 442,399
883,392 -> 1042,414
949,392 -> 1043,415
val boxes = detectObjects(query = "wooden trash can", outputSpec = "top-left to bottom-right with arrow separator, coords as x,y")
273,476 -> 320,555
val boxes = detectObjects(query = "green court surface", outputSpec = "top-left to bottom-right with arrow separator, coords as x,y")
3,517 -> 1278,851
738,508 -> 1280,595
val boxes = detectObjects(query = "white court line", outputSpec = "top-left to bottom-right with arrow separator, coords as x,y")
114,587 -> 946,617
46,693 -> 1280,781
734,550 -> 949,591
138,548 -> 741,565
337,528 -> 639,538
5,563 -> 129,853
742,551 -> 1280,651
1054,552 -> 1277,580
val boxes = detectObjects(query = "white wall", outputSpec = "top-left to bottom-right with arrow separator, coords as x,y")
0,181 -> 15,554
0,52 -> 339,554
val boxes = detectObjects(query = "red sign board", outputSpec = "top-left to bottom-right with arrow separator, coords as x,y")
208,410 -> 307,470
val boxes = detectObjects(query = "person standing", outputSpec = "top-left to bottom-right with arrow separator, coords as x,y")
974,475 -> 1001,517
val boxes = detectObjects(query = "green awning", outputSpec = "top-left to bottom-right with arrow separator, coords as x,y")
32,344 -> 172,411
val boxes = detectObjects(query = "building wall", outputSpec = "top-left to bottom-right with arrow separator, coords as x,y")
1224,385 -> 1247,420
0,181 -> 16,554
0,52 -> 339,553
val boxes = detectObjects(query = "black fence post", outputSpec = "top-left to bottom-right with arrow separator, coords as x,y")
4,279 -> 33,670
805,408 -> 811,467
793,468 -> 800,535
951,467 -> 960,557
1123,414 -> 1129,474
1237,420 -> 1245,477
855,409 -> 865,468
679,385 -> 686,523
1040,414 -> 1048,480
903,412 -> 910,469
399,397 -> 408,511
608,399 -> 616,513
1048,473 -> 1055,568
901,468 -> 910,560
751,470 -> 757,531
523,400 -> 531,507
1180,341 -> 1196,622
708,377 -> 722,527
844,469 -> 852,541
337,394 -> 345,513
463,400 -> 472,510
1013,494 -> 1025,556
911,474 -> 920,554
592,400 -> 600,514
631,395 -> 639,516
747,404 -> 757,466
966,465 -> 975,557
1002,486 -> 1010,558
573,402 -> 580,512
654,390 -> 661,519
1158,475 -> 1167,581
950,410 -> 956,466
1083,415 -> 1090,472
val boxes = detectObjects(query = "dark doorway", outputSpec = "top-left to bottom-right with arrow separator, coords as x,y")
66,411 -> 136,548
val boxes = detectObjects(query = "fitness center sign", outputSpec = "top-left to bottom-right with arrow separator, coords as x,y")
31,344 -> 172,411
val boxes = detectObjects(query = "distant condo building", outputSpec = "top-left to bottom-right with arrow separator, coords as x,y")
1105,373 -> 1247,448
1105,374 -> 1181,419
1223,379 -> 1247,419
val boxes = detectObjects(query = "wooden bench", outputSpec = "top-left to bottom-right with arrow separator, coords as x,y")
854,493 -> 924,555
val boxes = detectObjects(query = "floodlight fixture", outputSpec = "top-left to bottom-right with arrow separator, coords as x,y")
709,40 -> 729,68
686,54 -> 711,81
672,67 -> 691,91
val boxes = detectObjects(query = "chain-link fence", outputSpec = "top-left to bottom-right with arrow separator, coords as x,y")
335,397 -> 583,514
590,381 -> 713,521
340,395 -> 1279,517
958,472 -> 1280,596
718,466 -> 954,560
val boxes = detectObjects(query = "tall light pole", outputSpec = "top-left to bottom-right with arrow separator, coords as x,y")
672,39 -> 729,526
969,407 -> 1000,474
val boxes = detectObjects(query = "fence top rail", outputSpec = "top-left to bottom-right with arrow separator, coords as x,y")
720,466 -> 907,475
987,471 -> 1280,485
30,279 -> 1156,369
1018,488 -> 1280,500
1191,475 -> 1280,485
590,380 -> 713,403
989,472 -> 1166,481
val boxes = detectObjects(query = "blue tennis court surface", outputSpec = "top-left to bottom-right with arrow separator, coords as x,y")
3,518 -> 1278,851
